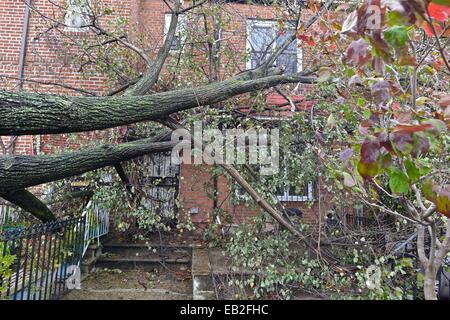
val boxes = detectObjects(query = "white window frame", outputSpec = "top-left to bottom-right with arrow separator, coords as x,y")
234,180 -> 313,203
276,181 -> 313,202
64,0 -> 91,32
164,13 -> 187,52
246,19 -> 303,73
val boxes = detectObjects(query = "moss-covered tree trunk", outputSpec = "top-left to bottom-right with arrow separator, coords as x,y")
0,73 -> 313,135
0,139 -> 174,193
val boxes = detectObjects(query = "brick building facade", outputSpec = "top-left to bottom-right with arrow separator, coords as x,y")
0,0 -> 331,231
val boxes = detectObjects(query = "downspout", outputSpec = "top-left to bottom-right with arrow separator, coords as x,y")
16,0 -> 32,91
15,0 -> 38,155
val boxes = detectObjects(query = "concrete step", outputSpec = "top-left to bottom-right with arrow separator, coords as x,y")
97,242 -> 192,270
191,248 -> 215,300
102,243 -> 192,260
96,257 -> 190,271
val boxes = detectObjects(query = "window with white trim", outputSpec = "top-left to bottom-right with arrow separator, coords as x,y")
275,179 -> 313,202
164,13 -> 187,51
246,19 -> 303,74
234,178 -> 313,203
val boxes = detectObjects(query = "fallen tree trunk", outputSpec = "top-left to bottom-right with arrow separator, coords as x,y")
0,189 -> 56,222
0,73 -> 313,136
0,139 -> 175,193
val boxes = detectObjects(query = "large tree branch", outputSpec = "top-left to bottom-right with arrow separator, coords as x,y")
0,72 -> 314,136
0,139 -> 175,193
0,189 -> 56,222
124,0 -> 182,96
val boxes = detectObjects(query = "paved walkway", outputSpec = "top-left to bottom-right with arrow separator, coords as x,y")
62,267 -> 192,300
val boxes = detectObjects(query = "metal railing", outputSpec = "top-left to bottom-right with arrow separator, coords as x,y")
0,200 -> 109,300
0,205 -> 19,230
0,216 -> 86,300
80,201 -> 109,258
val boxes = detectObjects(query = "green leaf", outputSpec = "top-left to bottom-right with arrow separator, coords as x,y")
389,168 -> 410,195
404,159 -> 420,182
384,26 -> 409,48
357,161 -> 379,179
432,0 -> 450,6
386,11 -> 410,27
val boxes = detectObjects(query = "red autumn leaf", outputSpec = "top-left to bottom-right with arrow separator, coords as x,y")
345,39 -> 372,68
433,58 -> 445,71
439,94 -> 450,107
360,136 -> 381,163
411,134 -> 431,158
428,2 -> 450,22
297,34 -> 315,46
422,20 -> 443,37
358,120 -> 373,135
392,123 -> 433,133
357,0 -> 383,35
391,131 -> 414,154
371,80 -> 391,105
376,132 -> 396,154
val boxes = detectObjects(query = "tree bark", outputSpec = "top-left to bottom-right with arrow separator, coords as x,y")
0,139 -> 175,193
0,189 -> 56,222
0,73 -> 313,136
424,264 -> 438,300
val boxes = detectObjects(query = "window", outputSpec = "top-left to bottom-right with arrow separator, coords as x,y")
65,0 -> 91,31
164,13 -> 187,51
234,179 -> 313,203
247,20 -> 302,74
275,181 -> 313,202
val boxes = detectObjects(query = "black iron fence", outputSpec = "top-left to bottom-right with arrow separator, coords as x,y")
0,216 -> 86,300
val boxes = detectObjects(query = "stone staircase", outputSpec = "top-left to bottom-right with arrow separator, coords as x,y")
62,242 -> 217,300
96,243 -> 191,270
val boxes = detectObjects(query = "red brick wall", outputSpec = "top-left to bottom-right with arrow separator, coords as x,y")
0,0 -> 134,155
179,162 -> 329,233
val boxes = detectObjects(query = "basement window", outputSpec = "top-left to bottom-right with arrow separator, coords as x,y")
246,19 -> 303,74
65,0 -> 92,32
275,181 -> 313,202
234,180 -> 313,203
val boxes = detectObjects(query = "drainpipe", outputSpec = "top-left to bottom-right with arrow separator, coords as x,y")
16,0 -> 32,91
15,0 -> 36,154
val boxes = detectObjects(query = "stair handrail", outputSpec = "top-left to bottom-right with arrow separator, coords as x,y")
79,200 -> 109,263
